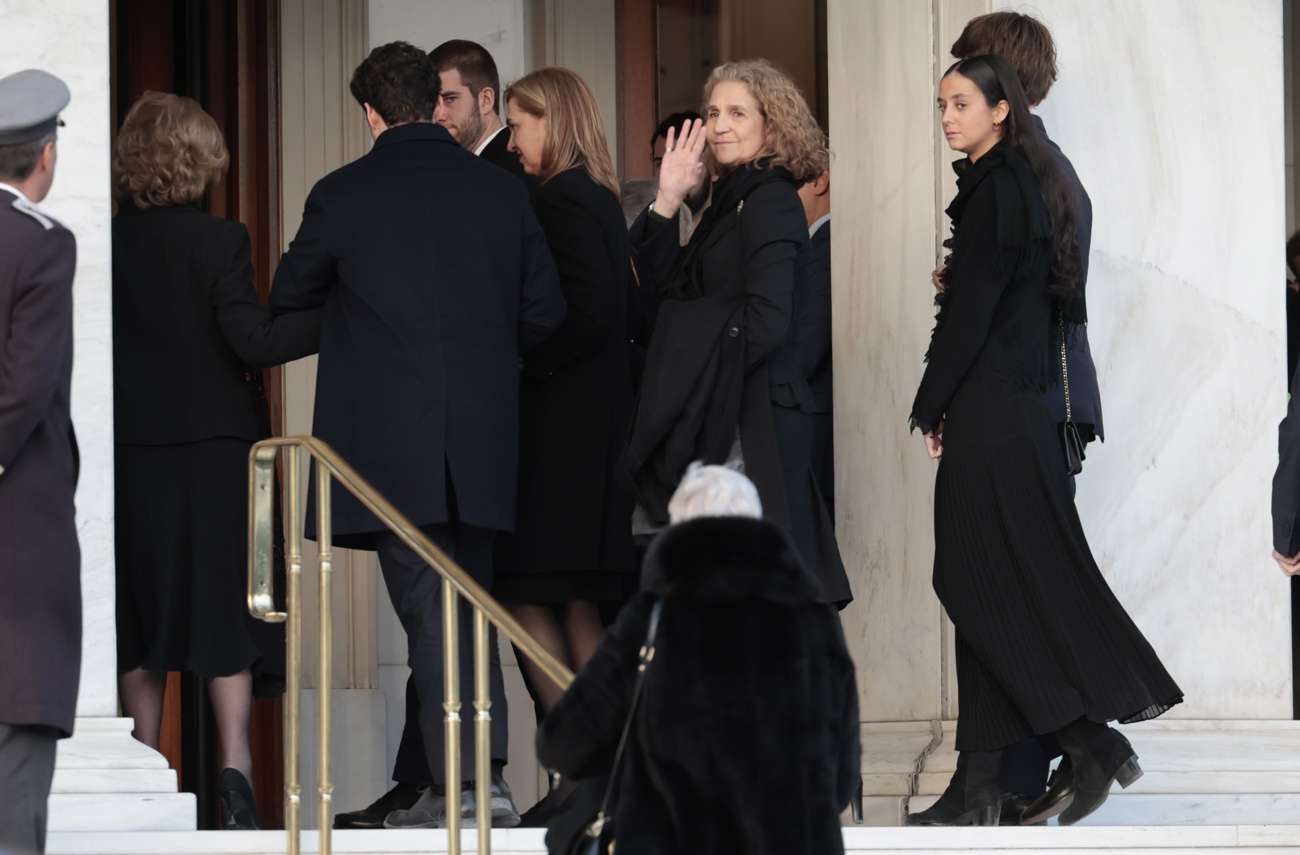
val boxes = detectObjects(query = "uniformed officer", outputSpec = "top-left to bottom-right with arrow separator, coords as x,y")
0,68 -> 81,855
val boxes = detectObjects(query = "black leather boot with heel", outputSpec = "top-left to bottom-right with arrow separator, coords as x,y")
1020,721 -> 1142,826
906,749 -> 1003,826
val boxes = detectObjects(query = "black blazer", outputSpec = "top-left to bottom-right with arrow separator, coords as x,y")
270,122 -> 566,545
0,192 -> 81,736
1274,363 -> 1300,555
112,204 -> 321,444
1037,117 -> 1104,440
479,126 -> 538,194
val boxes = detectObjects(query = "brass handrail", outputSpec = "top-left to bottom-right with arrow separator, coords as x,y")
247,435 -> 575,855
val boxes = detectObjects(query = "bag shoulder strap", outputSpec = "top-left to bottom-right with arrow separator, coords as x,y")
594,598 -> 664,822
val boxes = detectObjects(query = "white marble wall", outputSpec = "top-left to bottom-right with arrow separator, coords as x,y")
369,0 -> 529,93
1011,0 -> 1289,719
831,0 -> 1290,723
0,0 -> 116,718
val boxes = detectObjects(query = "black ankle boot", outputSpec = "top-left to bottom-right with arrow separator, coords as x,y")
218,768 -> 262,830
1021,722 -> 1141,826
906,750 -> 1003,826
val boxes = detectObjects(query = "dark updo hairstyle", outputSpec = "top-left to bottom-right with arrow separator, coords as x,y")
943,54 -> 1080,304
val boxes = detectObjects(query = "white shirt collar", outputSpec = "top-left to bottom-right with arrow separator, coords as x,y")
0,182 -> 31,204
474,125 -> 507,157
809,213 -> 830,238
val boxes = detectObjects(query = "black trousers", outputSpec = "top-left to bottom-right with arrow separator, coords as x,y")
375,522 -> 509,785
0,722 -> 58,854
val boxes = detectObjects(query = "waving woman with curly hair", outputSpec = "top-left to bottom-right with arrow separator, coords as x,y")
627,59 -> 850,607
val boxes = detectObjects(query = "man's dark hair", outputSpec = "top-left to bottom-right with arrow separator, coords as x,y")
951,11 -> 1058,107
652,111 -> 703,148
1288,231 -> 1300,273
428,40 -> 502,112
350,41 -> 438,126
0,132 -> 55,183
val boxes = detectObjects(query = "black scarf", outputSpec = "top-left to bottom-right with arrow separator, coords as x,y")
674,159 -> 798,299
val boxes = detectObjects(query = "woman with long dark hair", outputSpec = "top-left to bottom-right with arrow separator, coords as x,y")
906,55 -> 1182,827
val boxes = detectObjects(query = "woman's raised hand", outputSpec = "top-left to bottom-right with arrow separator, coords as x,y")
652,118 -> 708,219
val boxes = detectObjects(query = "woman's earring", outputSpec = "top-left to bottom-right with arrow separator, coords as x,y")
993,121 -> 1001,131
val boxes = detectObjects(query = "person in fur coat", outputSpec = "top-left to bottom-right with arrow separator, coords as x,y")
537,464 -> 860,854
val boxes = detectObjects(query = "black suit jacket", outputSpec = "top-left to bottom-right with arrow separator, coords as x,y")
112,204 -> 321,444
270,122 -> 565,545
1274,364 -> 1300,555
0,189 -> 81,736
479,126 -> 538,195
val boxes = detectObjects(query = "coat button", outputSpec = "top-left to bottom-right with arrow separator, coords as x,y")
728,326 -> 739,337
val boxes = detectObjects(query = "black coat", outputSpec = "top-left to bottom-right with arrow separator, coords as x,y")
629,164 -> 849,603
799,220 -> 835,517
0,191 -> 81,736
1036,117 -> 1104,440
496,168 -> 634,576
270,122 -> 566,546
1274,362 -> 1300,555
538,516 -> 860,855
628,167 -> 802,526
112,204 -> 321,444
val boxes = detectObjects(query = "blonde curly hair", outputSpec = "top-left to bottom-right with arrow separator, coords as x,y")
701,59 -> 827,184
114,92 -> 228,208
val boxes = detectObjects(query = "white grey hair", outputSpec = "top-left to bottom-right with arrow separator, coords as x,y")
667,462 -> 763,523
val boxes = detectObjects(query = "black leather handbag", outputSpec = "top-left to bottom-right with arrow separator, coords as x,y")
1059,311 -> 1085,476
567,599 -> 664,855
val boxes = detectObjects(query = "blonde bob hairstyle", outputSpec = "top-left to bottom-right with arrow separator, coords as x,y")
114,91 -> 228,208
701,59 -> 827,184
504,67 -> 620,201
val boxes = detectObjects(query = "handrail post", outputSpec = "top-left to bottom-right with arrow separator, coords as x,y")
474,610 -> 492,855
443,583 -> 462,854
284,445 -> 303,855
316,464 -> 335,854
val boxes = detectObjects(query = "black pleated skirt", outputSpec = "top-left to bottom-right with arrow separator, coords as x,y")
115,438 -> 284,692
932,388 -> 1182,752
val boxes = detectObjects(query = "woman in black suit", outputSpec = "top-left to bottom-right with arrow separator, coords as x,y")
628,59 -> 850,606
495,68 -> 635,711
111,92 -> 320,829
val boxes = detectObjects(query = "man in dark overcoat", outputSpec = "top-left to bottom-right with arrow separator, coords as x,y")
0,69 -> 82,855
335,39 -> 555,832
269,42 -> 565,829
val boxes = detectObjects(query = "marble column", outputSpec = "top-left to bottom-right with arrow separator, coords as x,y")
2,0 -> 195,831
829,0 -> 1299,824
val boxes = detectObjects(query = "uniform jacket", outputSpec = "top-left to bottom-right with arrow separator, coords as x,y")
269,122 -> 565,546
538,516 -> 860,855
0,187 -> 82,736
112,204 -> 321,444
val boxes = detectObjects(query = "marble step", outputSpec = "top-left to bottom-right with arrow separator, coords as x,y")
43,825 -> 1300,855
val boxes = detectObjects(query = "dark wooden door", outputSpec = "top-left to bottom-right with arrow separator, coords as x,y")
112,0 -> 285,830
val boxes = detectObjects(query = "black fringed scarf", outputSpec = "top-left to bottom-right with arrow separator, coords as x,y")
928,142 -> 1081,364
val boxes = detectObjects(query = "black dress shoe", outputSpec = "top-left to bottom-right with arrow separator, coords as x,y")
999,792 -> 1043,826
334,782 -> 423,829
1022,724 -> 1142,826
906,750 -> 1002,827
1018,756 -> 1073,825
218,768 -> 262,830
